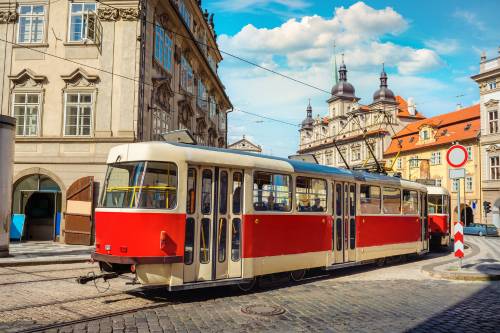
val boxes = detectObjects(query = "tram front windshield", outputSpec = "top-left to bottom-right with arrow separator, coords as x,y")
100,161 -> 177,209
428,195 -> 448,215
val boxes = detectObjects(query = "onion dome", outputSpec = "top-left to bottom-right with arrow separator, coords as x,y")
331,62 -> 356,99
373,64 -> 395,103
301,100 -> 314,130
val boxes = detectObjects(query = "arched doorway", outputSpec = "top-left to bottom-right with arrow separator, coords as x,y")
461,205 -> 474,226
12,174 -> 62,241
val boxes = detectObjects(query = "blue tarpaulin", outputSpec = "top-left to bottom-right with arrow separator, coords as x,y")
10,214 -> 25,241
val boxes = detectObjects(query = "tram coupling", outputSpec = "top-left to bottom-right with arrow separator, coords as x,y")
76,272 -> 120,285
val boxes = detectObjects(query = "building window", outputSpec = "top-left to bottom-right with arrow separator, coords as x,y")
180,56 -> 194,94
325,151 -> 333,165
154,24 -> 173,72
396,158 -> 402,169
64,92 -> 92,136
197,79 -> 207,109
152,108 -> 170,140
491,156 -> 500,180
209,96 -> 216,120
12,93 -> 40,136
466,146 -> 473,161
17,5 -> 45,43
435,179 -> 442,187
68,3 -> 98,42
351,146 -> 361,162
208,55 -> 217,72
488,81 -> 497,90
489,110 -> 498,134
409,155 -> 419,168
338,147 -> 347,164
465,176 -> 473,192
420,129 -> 429,140
219,112 -> 226,131
452,179 -> 459,192
178,0 -> 191,30
430,152 -> 441,165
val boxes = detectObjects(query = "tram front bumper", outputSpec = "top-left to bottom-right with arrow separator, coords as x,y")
91,251 -> 183,265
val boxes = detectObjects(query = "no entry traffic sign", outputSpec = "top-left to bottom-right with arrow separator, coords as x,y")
446,144 -> 468,168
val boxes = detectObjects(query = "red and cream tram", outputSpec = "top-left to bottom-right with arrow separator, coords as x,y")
427,186 -> 451,249
92,142 -> 429,290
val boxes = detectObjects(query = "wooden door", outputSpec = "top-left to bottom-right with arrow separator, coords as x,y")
64,176 -> 94,245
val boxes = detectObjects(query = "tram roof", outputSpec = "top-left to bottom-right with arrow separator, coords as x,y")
107,142 -> 425,190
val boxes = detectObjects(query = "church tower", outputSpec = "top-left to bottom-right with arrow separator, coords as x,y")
327,58 -> 359,119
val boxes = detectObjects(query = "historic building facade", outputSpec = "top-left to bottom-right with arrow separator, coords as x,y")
384,105 -> 482,225
298,63 -> 424,171
471,48 -> 500,227
227,135 -> 262,153
0,0 -> 231,243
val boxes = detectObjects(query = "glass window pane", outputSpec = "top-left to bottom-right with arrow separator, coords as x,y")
186,168 -> 196,215
71,4 -> 83,13
84,3 -> 96,11
232,172 -> 243,215
403,190 -> 419,215
184,218 -> 195,265
219,171 -> 228,214
383,187 -> 401,214
201,169 -> 212,214
335,184 -> 342,216
27,94 -> 39,103
80,94 -> 92,103
199,218 -> 210,264
253,172 -> 291,212
217,218 -> 227,263
14,94 -> 26,104
336,218 -> 342,251
360,185 -> 381,214
349,185 -> 356,215
66,94 -> 79,103
350,218 -> 356,249
231,218 -> 241,261
33,6 -> 44,14
296,176 -> 326,212
137,162 -> 177,209
100,162 -> 145,208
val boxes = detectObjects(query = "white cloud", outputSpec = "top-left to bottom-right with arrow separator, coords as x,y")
453,9 -> 486,31
219,2 -> 441,75
424,39 -> 460,55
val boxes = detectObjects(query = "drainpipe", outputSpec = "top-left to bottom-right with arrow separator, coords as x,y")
137,0 -> 147,141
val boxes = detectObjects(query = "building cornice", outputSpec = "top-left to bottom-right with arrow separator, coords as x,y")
383,138 -> 478,157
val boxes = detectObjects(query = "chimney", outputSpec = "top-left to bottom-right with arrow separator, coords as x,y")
481,51 -> 487,62
408,97 -> 416,116
456,102 -> 462,110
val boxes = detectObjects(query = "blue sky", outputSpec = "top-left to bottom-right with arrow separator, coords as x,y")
204,0 -> 500,157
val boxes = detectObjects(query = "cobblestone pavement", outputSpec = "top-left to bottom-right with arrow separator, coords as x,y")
1,252 -> 500,333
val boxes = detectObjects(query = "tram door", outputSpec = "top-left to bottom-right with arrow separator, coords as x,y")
420,192 -> 429,251
184,166 -> 243,283
214,168 -> 244,280
183,167 -> 215,282
333,182 -> 356,263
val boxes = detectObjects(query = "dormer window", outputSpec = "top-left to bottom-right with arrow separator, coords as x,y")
464,123 -> 471,131
488,81 -> 497,90
420,129 -> 430,140
409,137 -> 415,143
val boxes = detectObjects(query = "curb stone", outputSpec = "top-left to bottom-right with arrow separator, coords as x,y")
421,241 -> 500,281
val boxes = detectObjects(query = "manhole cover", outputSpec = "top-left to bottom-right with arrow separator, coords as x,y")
241,304 -> 286,316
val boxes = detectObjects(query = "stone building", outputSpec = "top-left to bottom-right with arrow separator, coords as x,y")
471,48 -> 500,227
227,135 -> 262,153
384,105 -> 482,225
0,0 -> 231,243
298,62 -> 424,171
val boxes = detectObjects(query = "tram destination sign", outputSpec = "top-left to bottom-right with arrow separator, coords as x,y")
446,144 -> 468,168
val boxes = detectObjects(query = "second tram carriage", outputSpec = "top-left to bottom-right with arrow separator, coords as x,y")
427,186 -> 451,249
92,142 -> 430,290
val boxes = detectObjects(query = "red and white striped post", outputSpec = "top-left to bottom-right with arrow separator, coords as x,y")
454,221 -> 464,267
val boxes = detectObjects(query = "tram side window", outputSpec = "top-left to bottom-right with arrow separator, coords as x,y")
402,189 -> 419,215
383,187 -> 401,214
186,168 -> 196,214
219,171 -> 228,215
253,172 -> 291,212
201,170 -> 213,215
296,177 -> 327,212
232,172 -> 243,215
360,185 -> 381,214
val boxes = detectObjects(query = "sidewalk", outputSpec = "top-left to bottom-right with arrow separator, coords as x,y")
422,236 -> 500,281
0,241 -> 92,267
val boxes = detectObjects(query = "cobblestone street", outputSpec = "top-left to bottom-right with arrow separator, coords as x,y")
1,240 -> 500,333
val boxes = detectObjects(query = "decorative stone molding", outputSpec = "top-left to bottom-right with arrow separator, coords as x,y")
119,8 -> 140,21
9,69 -> 47,89
484,99 -> 499,108
153,75 -> 174,110
486,144 -> 500,153
61,68 -> 100,88
97,8 -> 119,21
0,11 -> 17,24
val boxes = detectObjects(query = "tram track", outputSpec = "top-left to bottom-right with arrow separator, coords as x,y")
0,265 -> 93,277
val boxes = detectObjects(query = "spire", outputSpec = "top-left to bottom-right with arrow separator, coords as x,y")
379,63 -> 388,88
307,98 -> 312,117
333,41 -> 339,84
301,99 -> 314,129
339,54 -> 347,81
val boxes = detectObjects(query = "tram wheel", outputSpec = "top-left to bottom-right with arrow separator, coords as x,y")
290,269 -> 307,282
238,277 -> 257,292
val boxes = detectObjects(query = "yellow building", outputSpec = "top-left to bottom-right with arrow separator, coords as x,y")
384,105 -> 482,225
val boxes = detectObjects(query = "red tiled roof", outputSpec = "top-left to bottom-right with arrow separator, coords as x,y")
395,96 -> 426,119
384,104 -> 480,156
